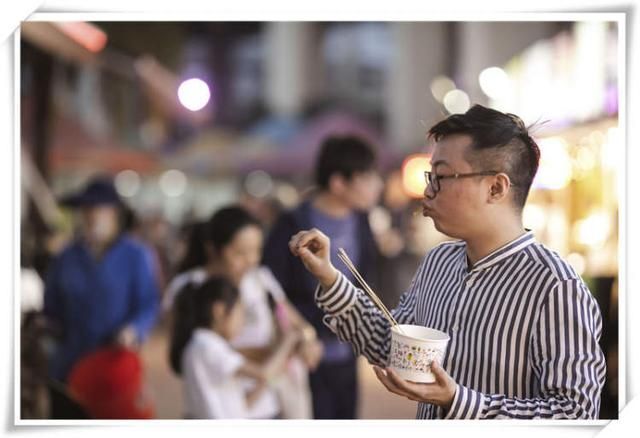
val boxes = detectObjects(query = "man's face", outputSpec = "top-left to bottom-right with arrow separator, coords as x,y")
80,205 -> 120,245
341,170 -> 383,211
422,134 -> 493,239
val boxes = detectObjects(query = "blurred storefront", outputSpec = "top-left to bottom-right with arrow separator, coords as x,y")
495,21 -> 620,417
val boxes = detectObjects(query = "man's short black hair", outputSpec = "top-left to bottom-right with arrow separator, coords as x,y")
314,135 -> 377,189
428,104 -> 541,211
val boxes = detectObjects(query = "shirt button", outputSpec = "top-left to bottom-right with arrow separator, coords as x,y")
452,325 -> 459,332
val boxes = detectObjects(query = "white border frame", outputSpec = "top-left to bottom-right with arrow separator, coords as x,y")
5,5 -> 632,436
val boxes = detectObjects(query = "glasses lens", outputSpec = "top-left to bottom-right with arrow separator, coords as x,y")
425,171 -> 438,193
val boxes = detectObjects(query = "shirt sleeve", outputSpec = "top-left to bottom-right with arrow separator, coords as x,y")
445,278 -> 607,419
314,258 -> 425,367
129,246 -> 160,342
202,340 -> 246,383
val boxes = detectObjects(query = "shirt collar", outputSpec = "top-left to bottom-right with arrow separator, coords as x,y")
466,230 -> 536,273
194,327 -> 226,345
78,234 -> 125,259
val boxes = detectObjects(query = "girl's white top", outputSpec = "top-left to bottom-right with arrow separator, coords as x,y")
166,266 -> 286,419
181,328 -> 247,419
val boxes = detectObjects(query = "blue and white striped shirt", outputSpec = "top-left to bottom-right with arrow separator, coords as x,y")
315,231 -> 606,419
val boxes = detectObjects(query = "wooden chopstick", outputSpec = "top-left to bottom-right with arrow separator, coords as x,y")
337,251 -> 403,333
336,248 -> 405,334
336,249 -> 392,320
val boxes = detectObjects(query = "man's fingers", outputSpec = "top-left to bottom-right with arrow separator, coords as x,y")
297,246 -> 316,264
289,229 -> 329,259
296,229 -> 324,251
372,363 -> 457,408
384,366 -> 446,404
373,366 -> 398,393
289,237 -> 301,256
373,366 -> 414,399
430,360 -> 448,385
289,231 -> 307,256
385,367 -> 425,397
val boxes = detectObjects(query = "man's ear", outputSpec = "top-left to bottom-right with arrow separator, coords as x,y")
487,173 -> 512,204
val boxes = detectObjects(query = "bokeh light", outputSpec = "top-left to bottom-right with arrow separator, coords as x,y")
114,170 -> 141,198
245,170 -> 274,198
274,183 -> 299,208
533,137 -> 573,190
401,154 -> 430,198
177,78 -> 211,111
159,169 -> 188,197
566,252 -> 587,276
478,66 -> 512,100
443,89 -> 470,114
573,211 -> 611,248
430,75 -> 456,103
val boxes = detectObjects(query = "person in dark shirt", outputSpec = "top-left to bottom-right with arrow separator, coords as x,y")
263,135 -> 383,419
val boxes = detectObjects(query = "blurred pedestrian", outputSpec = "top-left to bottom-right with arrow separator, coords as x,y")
122,205 -> 166,292
263,135 -> 383,419
164,206 -> 322,419
43,176 -> 159,416
169,276 -> 300,419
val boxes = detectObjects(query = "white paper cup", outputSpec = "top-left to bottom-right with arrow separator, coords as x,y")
389,324 -> 450,383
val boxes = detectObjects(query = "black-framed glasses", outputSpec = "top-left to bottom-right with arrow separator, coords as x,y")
424,170 -> 500,194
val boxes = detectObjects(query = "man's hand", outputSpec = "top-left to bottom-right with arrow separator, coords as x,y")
289,228 -> 338,288
372,361 -> 457,411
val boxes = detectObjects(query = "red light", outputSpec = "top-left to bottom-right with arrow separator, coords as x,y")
53,22 -> 108,53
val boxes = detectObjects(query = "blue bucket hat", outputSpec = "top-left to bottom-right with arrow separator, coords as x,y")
60,177 -> 122,208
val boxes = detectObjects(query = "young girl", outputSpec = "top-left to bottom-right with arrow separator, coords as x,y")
164,206 -> 323,419
169,276 -> 299,419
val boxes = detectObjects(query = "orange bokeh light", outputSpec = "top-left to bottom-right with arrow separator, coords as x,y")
401,153 -> 431,198
53,22 -> 108,53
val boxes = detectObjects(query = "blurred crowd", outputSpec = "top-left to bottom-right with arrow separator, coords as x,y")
20,134 -> 443,420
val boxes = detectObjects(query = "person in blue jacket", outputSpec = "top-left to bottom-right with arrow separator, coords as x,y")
262,135 -> 383,419
43,177 -> 159,387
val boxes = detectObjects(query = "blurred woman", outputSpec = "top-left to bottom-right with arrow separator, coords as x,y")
169,276 -> 300,418
164,205 -> 323,419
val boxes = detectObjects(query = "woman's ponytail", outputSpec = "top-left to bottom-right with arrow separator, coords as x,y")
168,276 -> 240,375
169,282 -> 200,375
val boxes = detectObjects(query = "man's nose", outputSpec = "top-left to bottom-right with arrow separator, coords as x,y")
424,183 -> 436,200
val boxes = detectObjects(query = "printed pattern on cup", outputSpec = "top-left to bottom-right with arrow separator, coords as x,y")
389,338 -> 444,374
